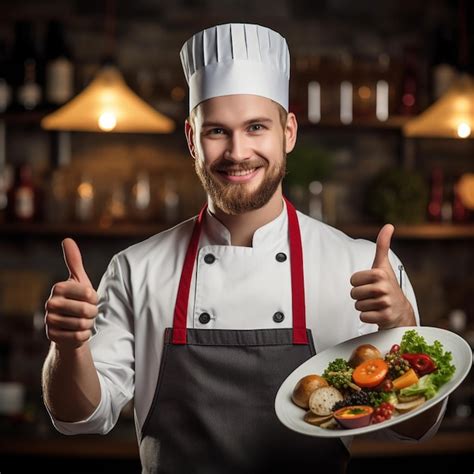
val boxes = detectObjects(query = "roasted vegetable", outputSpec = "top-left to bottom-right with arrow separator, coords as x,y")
392,368 -> 419,390
402,353 -> 437,376
352,359 -> 388,388
323,358 -> 357,390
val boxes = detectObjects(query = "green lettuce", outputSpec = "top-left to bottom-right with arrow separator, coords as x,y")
399,329 -> 456,392
399,374 -> 438,400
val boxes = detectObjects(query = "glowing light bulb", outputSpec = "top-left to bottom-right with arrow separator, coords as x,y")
98,112 -> 117,131
457,122 -> 471,138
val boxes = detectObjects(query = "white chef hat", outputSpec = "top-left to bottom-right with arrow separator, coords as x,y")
180,23 -> 290,112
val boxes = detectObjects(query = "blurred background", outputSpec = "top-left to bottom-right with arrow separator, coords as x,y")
0,0 -> 473,472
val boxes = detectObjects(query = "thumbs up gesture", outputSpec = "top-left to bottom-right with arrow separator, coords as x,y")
44,238 -> 99,349
350,224 -> 416,329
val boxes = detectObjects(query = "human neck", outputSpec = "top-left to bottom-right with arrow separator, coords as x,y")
208,189 -> 284,247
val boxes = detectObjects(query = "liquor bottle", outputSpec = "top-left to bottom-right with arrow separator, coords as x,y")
43,19 -> 74,108
398,46 -> 419,116
0,37 -> 12,113
10,20 -> 42,111
75,173 -> 95,222
427,168 -> 443,222
162,175 -> 180,224
429,24 -> 458,101
339,51 -> 353,124
452,177 -> 469,222
375,53 -> 391,122
6,162 -> 42,222
131,169 -> 152,221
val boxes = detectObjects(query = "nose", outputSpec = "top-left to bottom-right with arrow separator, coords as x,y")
225,132 -> 251,162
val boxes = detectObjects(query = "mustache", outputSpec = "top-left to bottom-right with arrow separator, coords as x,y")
211,157 -> 267,173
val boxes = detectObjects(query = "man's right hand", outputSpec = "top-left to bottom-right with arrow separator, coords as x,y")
45,238 -> 98,349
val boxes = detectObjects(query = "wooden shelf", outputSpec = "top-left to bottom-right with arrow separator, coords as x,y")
0,221 -> 170,239
298,115 -> 410,131
1,222 -> 473,240
339,223 -> 474,240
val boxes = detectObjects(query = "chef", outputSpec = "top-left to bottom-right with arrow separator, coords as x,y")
42,23 -> 446,474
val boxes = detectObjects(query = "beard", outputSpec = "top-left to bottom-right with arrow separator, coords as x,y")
194,148 -> 287,215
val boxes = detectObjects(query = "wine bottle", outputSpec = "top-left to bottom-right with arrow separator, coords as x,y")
43,19 -> 74,108
427,168 -> 444,222
10,20 -> 42,111
398,46 -> 419,116
6,162 -> 42,222
430,23 -> 457,101
0,36 -> 12,113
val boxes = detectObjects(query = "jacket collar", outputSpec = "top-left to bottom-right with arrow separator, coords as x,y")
202,198 -> 288,248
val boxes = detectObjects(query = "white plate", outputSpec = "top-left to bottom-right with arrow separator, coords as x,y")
275,326 -> 472,437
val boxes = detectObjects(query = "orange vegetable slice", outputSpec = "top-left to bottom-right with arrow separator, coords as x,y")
392,368 -> 419,391
352,358 -> 388,388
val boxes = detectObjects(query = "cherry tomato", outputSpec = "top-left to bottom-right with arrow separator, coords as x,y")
390,344 -> 400,353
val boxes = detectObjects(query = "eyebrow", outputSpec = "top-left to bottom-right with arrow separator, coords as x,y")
201,117 -> 274,128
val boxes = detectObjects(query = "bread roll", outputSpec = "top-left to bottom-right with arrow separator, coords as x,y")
308,386 -> 344,416
348,344 -> 382,368
292,374 -> 328,409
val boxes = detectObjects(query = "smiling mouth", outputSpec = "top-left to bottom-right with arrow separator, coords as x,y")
217,167 -> 262,176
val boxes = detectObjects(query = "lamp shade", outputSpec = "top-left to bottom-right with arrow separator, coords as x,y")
41,65 -> 175,133
403,74 -> 474,139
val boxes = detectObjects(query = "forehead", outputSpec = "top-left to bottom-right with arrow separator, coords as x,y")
194,94 -> 280,124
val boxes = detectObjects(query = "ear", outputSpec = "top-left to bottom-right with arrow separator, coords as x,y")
185,119 -> 197,160
284,112 -> 298,154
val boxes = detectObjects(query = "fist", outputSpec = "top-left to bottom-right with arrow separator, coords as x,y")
350,224 -> 416,329
44,238 -> 98,349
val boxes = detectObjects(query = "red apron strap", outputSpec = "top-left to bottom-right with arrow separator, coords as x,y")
171,204 -> 207,344
284,197 -> 308,344
172,198 -> 308,345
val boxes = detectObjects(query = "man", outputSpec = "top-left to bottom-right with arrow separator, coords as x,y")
42,23 -> 446,473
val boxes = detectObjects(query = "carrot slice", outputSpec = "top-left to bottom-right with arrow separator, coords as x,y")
392,368 -> 419,391
352,358 -> 388,388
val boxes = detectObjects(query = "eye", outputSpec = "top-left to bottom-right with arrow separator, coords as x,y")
248,123 -> 265,132
207,128 -> 226,135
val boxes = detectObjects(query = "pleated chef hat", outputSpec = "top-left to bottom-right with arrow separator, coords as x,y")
180,23 -> 290,112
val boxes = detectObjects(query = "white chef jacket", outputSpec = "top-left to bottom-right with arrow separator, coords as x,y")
49,198 -> 446,445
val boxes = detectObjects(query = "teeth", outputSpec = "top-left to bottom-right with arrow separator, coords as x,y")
225,168 -> 257,176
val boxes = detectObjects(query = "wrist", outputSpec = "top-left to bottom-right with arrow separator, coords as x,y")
399,300 -> 416,327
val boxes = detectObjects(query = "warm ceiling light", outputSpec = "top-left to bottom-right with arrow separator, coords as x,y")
98,111 -> 117,131
41,65 -> 175,134
403,74 -> 474,139
457,122 -> 471,138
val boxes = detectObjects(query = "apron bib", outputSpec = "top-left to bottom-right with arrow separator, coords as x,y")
140,198 -> 349,473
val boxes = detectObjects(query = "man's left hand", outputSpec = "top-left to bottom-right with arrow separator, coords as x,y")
350,224 -> 416,329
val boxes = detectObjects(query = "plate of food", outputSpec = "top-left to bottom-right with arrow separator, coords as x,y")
275,326 -> 472,437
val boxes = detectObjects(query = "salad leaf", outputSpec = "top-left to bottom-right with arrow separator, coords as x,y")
399,374 -> 438,400
399,329 -> 456,391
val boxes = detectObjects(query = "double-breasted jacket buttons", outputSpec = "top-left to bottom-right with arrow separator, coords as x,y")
275,252 -> 287,262
199,312 -> 211,324
273,311 -> 285,323
204,253 -> 216,264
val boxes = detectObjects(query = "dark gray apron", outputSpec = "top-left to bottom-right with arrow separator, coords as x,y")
140,198 -> 349,473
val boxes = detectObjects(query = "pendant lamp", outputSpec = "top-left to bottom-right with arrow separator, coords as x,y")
41,63 -> 175,133
404,0 -> 473,139
403,74 -> 474,139
41,0 -> 175,134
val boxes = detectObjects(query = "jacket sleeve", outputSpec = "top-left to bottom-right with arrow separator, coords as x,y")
49,253 -> 135,435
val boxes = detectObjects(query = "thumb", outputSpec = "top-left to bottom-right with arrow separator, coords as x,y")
62,238 -> 93,287
372,224 -> 394,269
